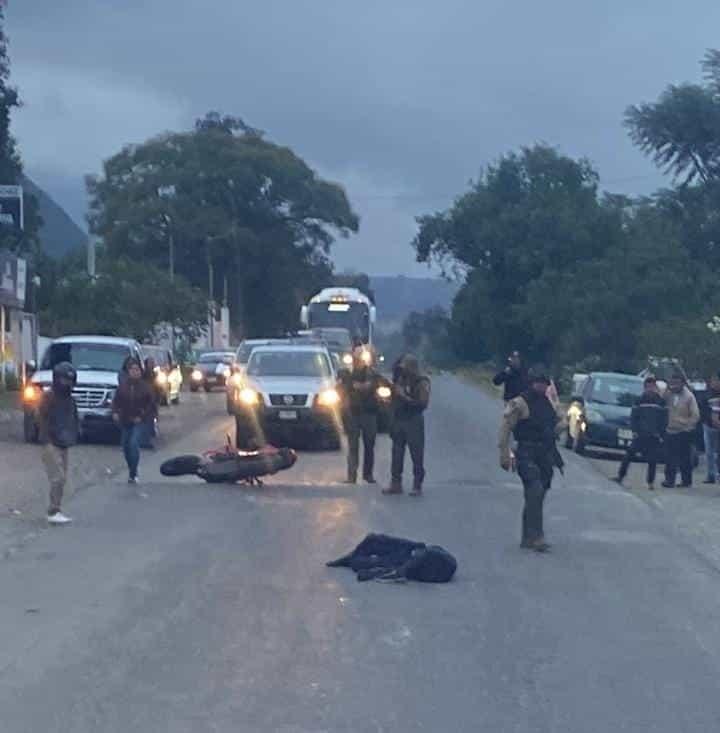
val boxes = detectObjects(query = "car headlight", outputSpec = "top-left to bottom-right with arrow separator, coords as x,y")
222,367 -> 231,378
191,369 -> 203,381
584,409 -> 604,424
377,385 -> 392,400
360,349 -> 372,366
156,371 -> 168,385
342,353 -> 353,366
23,384 -> 40,403
239,388 -> 260,406
230,373 -> 243,388
318,388 -> 340,407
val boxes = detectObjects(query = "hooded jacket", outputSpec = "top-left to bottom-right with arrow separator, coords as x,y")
665,386 -> 700,434
112,377 -> 155,428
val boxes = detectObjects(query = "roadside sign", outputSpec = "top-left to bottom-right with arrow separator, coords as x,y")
0,185 -> 23,231
0,252 -> 27,308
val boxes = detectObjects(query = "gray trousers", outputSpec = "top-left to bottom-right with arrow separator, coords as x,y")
42,443 -> 68,515
347,412 -> 378,480
391,414 -> 425,483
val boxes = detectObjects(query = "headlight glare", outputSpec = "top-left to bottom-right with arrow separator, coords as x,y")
342,353 -> 353,366
23,385 -> 39,402
377,385 -> 392,400
239,388 -> 260,406
191,369 -> 203,381
230,373 -> 243,388
318,388 -> 340,407
156,371 -> 168,385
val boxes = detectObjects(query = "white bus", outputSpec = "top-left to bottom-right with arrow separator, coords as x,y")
300,288 -> 376,345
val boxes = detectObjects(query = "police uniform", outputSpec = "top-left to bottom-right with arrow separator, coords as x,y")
499,386 -> 563,550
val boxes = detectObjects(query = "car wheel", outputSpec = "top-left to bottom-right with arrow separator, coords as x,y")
190,385 -> 199,393
204,384 -> 212,393
23,412 -> 39,443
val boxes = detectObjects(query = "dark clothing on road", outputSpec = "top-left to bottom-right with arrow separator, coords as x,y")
37,390 -> 79,449
112,379 -> 154,428
493,366 -> 528,402
665,431 -> 694,487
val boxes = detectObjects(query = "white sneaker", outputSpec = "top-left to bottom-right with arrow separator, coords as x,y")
128,476 -> 138,485
48,512 -> 72,525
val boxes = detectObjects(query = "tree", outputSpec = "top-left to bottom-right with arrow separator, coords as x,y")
625,50 -> 720,184
414,145 -> 624,364
87,113 -> 359,337
402,306 -> 455,367
38,253 -> 209,343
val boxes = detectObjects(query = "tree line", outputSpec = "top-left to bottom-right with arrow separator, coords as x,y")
409,50 -> 720,381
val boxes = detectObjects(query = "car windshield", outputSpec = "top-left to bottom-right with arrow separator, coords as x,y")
590,377 -> 643,407
235,343 -> 261,364
144,349 -> 169,367
247,351 -> 332,378
199,353 -> 233,365
40,343 -> 130,372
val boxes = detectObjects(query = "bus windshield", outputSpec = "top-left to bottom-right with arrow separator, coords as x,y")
308,302 -> 370,343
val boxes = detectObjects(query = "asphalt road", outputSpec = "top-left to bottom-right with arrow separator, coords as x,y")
2,376 -> 720,732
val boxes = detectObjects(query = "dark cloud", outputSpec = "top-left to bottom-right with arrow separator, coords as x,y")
8,1 -> 720,273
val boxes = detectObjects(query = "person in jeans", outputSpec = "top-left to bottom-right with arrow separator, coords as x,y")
699,373 -> 720,484
37,362 -> 79,525
338,346 -> 381,484
383,355 -> 431,496
112,358 -> 154,484
662,372 -> 700,489
614,376 -> 667,491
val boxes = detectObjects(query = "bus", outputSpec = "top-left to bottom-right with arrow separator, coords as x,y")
300,288 -> 376,345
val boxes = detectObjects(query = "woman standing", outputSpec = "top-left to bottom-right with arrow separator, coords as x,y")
112,358 -> 154,483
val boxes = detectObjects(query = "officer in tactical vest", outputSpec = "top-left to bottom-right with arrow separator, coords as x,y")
338,346 -> 382,484
384,354 -> 431,496
498,368 -> 564,552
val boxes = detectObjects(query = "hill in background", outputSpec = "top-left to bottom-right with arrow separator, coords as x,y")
23,177 -> 87,258
370,275 -> 459,332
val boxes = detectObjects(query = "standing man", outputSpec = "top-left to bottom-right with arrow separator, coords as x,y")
112,358 -> 154,484
383,354 -> 431,496
499,369 -> 564,552
338,346 -> 381,484
662,372 -> 700,489
699,372 -> 720,484
38,362 -> 79,525
493,351 -> 528,402
613,376 -> 667,491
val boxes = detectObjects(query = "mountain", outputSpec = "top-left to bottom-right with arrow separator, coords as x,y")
22,177 -> 87,258
370,275 -> 460,331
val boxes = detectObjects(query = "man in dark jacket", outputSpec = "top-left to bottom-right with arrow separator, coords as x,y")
614,376 -> 667,490
499,368 -> 564,552
38,362 -> 79,525
493,351 -> 528,402
338,346 -> 382,484
383,354 -> 431,496
699,372 -> 720,484
112,358 -> 154,484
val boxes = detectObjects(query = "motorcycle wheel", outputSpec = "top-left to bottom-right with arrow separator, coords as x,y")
160,455 -> 202,477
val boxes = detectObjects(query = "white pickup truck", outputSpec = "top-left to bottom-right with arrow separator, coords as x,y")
22,335 -> 144,442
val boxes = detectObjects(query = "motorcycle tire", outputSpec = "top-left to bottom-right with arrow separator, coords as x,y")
160,454 -> 202,477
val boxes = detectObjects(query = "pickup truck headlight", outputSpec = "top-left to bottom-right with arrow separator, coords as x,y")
230,373 -> 243,388
191,369 -> 203,382
239,388 -> 260,406
318,388 -> 340,407
342,353 -> 353,366
156,371 -> 168,386
23,384 -> 41,403
376,385 -> 392,400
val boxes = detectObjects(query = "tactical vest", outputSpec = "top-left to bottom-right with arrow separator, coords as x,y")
513,391 -> 557,444
394,375 -> 431,420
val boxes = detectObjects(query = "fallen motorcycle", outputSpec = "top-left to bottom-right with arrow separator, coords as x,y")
160,438 -> 297,486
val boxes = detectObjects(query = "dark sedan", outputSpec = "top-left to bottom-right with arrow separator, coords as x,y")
189,352 -> 235,392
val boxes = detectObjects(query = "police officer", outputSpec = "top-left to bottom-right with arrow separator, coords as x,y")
493,350 -> 528,402
384,354 -> 431,496
498,368 -> 563,552
338,346 -> 381,484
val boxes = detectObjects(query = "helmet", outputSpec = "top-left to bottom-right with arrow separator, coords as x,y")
53,361 -> 77,384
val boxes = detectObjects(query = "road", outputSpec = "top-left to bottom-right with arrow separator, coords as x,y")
2,376 -> 720,732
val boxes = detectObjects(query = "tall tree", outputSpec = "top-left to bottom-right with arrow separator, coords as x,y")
87,113 -> 359,337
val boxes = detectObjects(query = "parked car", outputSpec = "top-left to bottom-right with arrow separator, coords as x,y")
22,335 -> 144,442
142,344 -> 182,405
190,351 -> 235,392
232,343 -> 341,450
566,372 -> 644,454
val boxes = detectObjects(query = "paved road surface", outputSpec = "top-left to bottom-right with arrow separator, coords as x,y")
2,376 -> 720,732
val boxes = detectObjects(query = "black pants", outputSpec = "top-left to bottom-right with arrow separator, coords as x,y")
391,414 -> 425,483
516,442 -> 554,544
618,435 -> 661,485
346,412 -> 378,480
665,431 -> 693,486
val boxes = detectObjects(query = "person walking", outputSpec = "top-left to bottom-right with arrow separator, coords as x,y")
338,346 -> 381,484
493,351 -> 528,402
613,376 -> 667,491
498,368 -> 564,552
699,372 -> 720,484
112,358 -> 154,484
383,354 -> 431,496
662,372 -> 700,489
37,362 -> 79,525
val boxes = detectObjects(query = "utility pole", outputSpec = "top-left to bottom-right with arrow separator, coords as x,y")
207,246 -> 215,349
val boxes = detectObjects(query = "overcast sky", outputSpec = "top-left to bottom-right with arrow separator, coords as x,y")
7,1 -> 720,275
